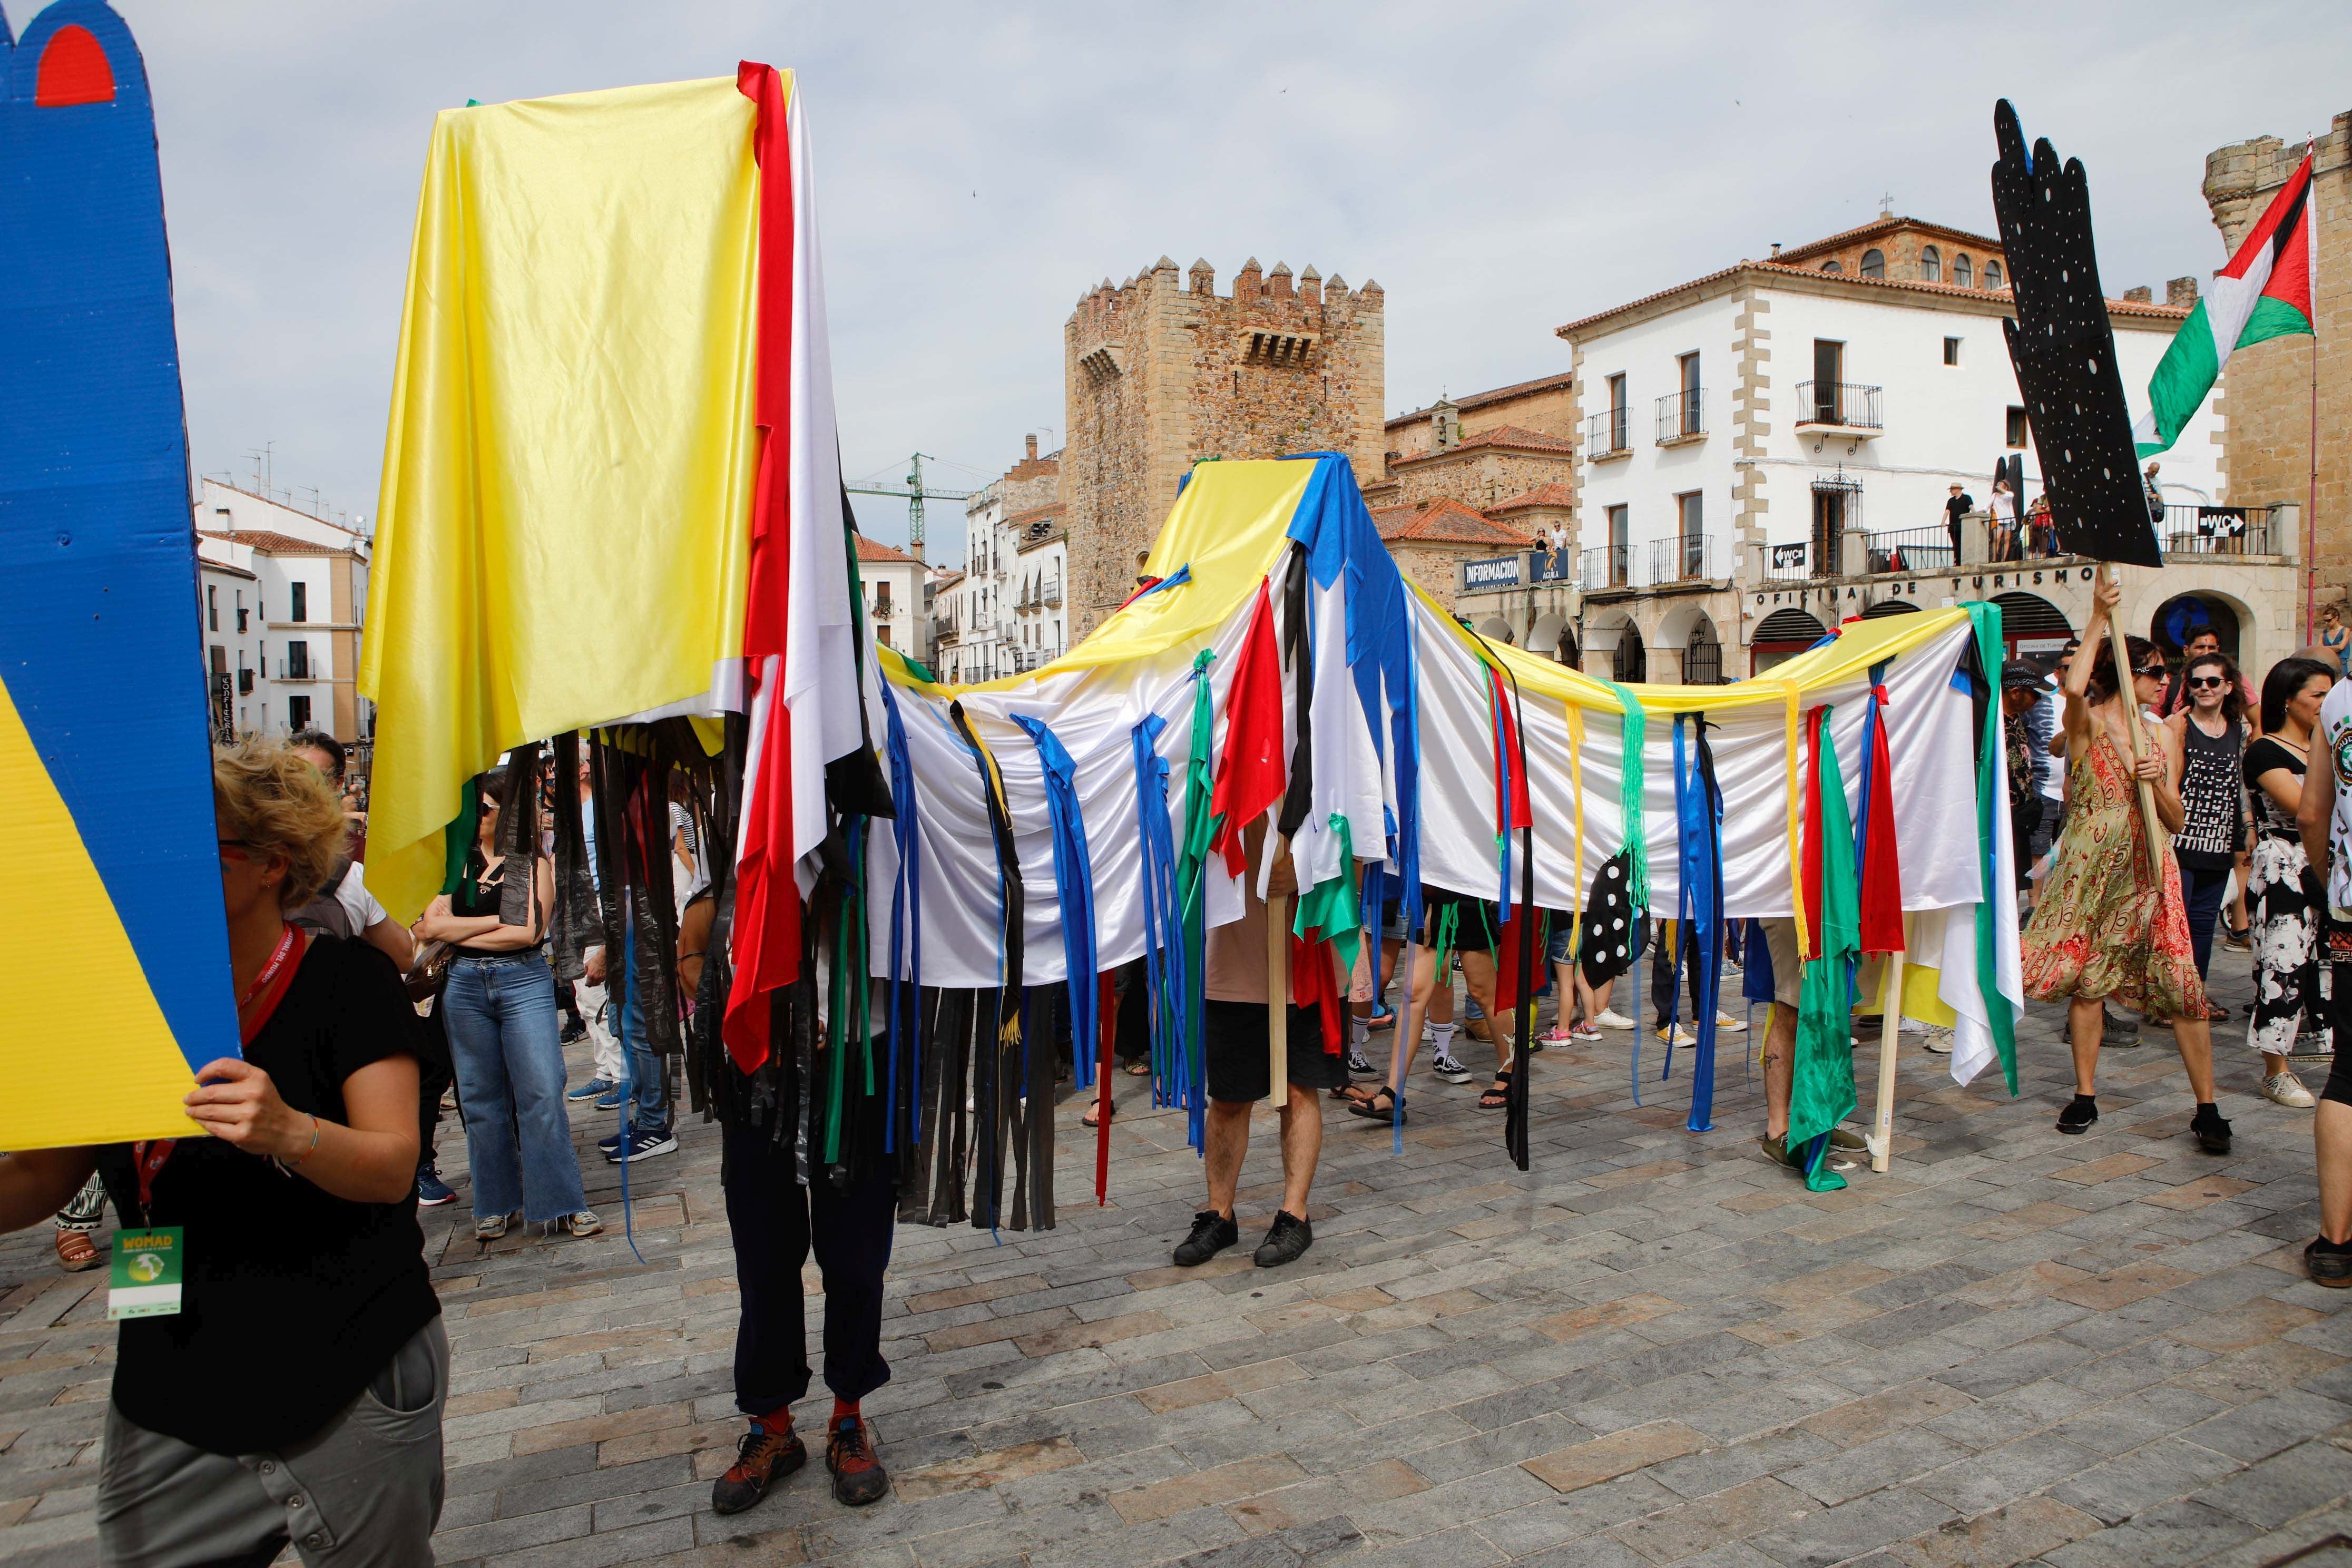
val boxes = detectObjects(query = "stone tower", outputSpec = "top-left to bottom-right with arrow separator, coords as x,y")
2203,111 -> 2351,618
1061,256 -> 1385,638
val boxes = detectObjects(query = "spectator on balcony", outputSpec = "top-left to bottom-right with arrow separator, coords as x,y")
1943,483 -> 1975,561
2024,494 -> 2055,558
2144,462 -> 2166,526
1989,476 -> 2020,563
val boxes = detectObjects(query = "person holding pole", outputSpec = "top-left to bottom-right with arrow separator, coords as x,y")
1170,820 -> 1339,1271
2020,573 -> 2230,1151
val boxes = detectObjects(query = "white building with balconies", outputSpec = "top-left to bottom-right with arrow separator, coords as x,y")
1541,215 -> 2248,682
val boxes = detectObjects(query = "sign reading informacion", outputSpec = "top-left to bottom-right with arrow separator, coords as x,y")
1461,554 -> 1527,592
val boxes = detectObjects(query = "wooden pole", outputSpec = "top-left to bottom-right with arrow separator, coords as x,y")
1868,947 -> 1905,1174
2103,563 -> 2168,884
1268,837 -> 1290,1107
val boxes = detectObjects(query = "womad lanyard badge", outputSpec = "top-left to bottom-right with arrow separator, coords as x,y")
112,925 -> 309,1320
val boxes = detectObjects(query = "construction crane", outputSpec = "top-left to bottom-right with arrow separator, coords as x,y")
844,453 -> 975,557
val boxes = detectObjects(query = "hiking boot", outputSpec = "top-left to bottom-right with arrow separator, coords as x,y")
711,1418 -> 806,1515
1173,1210 -> 1239,1267
1253,1210 -> 1314,1268
2306,1239 -> 2352,1289
2191,1104 -> 2233,1156
826,1411 -> 888,1506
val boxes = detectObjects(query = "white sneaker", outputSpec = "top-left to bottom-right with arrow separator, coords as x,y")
1921,1031 -> 1954,1055
2265,1073 -> 2318,1109
1714,1012 -> 1747,1034
1594,1009 -> 1635,1031
1430,1052 -> 1475,1084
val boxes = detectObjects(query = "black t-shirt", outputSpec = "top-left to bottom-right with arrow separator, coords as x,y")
2243,737 -> 2306,841
112,936 -> 439,1455
1945,493 -> 1974,527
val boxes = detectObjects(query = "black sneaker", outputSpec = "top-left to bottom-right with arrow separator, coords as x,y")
1253,1210 -> 1313,1269
2056,1096 -> 2098,1134
711,1419 -> 806,1515
2191,1105 -> 2233,1156
2306,1239 -> 2352,1289
1346,1045 -> 1379,1079
1173,1210 -> 1239,1267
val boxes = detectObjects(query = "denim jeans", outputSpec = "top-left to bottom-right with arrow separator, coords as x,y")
2178,858 -> 2231,978
441,952 -> 587,1223
613,974 -> 671,1135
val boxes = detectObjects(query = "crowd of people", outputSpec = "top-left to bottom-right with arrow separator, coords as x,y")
10,592 -> 2352,1560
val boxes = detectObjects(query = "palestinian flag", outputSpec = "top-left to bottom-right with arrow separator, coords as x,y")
2135,151 -> 2317,458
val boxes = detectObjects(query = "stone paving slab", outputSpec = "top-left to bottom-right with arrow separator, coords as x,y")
7,955 -> 2352,1565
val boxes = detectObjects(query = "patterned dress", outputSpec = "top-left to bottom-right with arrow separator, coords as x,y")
2243,736 -> 2332,1056
2020,732 -> 2207,1022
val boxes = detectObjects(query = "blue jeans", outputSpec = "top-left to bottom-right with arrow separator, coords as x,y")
2178,857 -> 2231,978
614,974 -> 671,1135
442,952 -> 587,1223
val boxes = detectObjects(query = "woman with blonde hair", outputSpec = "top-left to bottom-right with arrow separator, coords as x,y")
0,738 -> 446,1564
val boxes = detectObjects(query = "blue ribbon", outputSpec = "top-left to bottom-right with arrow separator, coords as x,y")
1013,714 -> 1099,1090
1131,713 -> 1189,1128
1129,563 -> 1192,602
880,683 -> 922,1152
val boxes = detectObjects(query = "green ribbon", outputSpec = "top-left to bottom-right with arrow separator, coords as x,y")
1605,682 -> 1649,909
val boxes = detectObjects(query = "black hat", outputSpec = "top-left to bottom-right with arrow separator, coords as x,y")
2000,659 -> 2045,691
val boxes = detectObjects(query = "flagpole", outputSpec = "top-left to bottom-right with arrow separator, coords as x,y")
1268,835 -> 1290,1108
2311,335 -> 2321,642
2104,564 -> 2168,884
1868,946 -> 1904,1174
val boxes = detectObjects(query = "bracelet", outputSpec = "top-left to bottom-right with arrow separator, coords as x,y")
283,1115 -> 321,1170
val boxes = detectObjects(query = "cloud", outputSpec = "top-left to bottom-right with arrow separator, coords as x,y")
107,0 -> 2349,560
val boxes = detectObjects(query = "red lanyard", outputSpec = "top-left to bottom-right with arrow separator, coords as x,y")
134,925 -> 309,1213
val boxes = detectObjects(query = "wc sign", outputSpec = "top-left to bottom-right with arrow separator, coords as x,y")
1462,554 -> 1526,591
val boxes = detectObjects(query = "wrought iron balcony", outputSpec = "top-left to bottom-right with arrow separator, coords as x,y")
1580,544 -> 1631,590
1584,409 -> 1631,459
1794,381 -> 1883,430
1654,389 -> 1705,444
1646,533 -> 1719,583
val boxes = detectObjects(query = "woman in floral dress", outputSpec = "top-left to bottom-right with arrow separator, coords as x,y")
2020,574 -> 2229,1151
2243,655 -> 2339,1106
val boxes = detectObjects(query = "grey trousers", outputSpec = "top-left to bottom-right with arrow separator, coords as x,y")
96,1317 -> 448,1568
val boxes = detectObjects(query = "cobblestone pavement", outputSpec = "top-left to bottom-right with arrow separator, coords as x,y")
7,950 -> 2352,1567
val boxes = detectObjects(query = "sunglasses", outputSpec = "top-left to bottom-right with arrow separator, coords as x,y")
2187,675 -> 2227,690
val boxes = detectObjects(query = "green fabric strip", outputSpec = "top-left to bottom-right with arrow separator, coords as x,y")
1291,814 -> 1361,978
1966,602 -> 2019,1094
1790,703 -> 1860,1191
2237,292 -> 2315,351
1604,683 -> 1649,909
440,788 -> 479,899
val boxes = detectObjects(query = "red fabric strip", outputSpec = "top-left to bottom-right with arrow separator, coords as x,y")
1857,684 -> 1907,956
1208,584 -> 1285,878
723,62 -> 800,1073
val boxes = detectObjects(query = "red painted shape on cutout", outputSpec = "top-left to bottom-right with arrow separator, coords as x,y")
35,24 -> 116,107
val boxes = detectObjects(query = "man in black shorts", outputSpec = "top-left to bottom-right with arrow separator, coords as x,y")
1172,822 -> 1343,1270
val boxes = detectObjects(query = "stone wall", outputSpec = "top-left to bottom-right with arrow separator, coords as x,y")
2204,111 -> 2352,625
1389,541 -> 1473,612
1386,447 -> 1576,512
1062,257 -> 1385,639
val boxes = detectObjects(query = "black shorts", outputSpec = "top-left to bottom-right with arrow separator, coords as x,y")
1415,888 -> 1498,952
1204,1001 -> 1346,1102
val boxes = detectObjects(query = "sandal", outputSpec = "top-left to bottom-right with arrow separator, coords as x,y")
1082,1100 -> 1112,1128
54,1228 -> 100,1272
1478,1071 -> 1513,1111
1334,1081 -> 1383,1105
1124,1060 -> 1152,1076
1346,1085 -> 1406,1124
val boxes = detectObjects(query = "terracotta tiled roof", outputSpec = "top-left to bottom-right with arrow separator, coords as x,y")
1387,370 -> 1575,430
1392,424 -> 1577,463
199,558 -> 259,580
1555,260 -> 2186,340
1006,502 -> 1067,527
196,528 -> 359,556
1487,483 -> 1579,513
1374,499 -> 1536,547
1772,214 -> 2003,266
854,535 -> 920,565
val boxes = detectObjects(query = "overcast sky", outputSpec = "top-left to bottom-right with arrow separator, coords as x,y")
97,0 -> 2351,561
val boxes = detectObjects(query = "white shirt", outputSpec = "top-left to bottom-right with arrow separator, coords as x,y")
335,858 -> 390,934
2322,680 -> 2352,910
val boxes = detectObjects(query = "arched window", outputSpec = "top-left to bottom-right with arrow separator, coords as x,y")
1819,259 -> 1843,273
1920,245 -> 1941,282
1953,254 -> 1974,288
1859,248 -> 1886,280
1983,260 -> 2003,289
